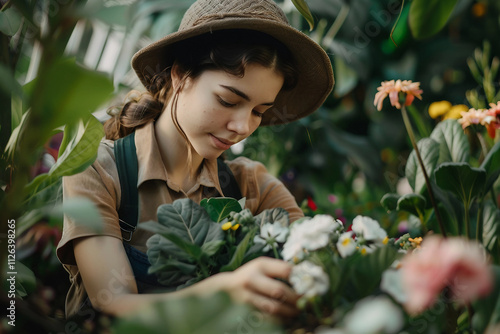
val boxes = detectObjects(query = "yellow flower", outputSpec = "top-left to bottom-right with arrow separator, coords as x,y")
409,237 -> 423,248
443,104 -> 469,120
428,101 -> 452,119
221,222 -> 233,231
230,223 -> 240,231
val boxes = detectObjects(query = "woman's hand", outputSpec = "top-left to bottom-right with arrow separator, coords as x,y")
199,257 -> 300,318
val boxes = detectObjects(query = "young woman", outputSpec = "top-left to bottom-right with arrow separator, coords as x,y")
57,0 -> 333,320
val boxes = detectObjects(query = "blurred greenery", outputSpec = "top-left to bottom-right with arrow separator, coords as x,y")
1,0 -> 499,333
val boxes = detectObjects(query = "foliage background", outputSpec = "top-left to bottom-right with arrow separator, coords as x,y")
1,0 -> 499,333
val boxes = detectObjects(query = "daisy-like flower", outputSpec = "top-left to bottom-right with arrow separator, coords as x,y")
289,260 -> 329,298
458,107 -> 489,129
351,215 -> 387,245
282,215 -> 341,262
336,231 -> 357,258
374,79 -> 423,111
253,222 -> 288,252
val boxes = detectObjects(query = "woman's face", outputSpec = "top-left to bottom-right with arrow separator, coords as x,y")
174,63 -> 284,160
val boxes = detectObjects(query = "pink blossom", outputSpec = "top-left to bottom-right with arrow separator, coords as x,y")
458,108 -> 489,129
401,236 -> 493,315
374,80 -> 423,111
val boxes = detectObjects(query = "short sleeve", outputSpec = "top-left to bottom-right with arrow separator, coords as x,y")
56,142 -> 123,266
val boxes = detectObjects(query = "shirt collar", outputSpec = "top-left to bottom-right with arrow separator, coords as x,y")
135,122 -> 223,195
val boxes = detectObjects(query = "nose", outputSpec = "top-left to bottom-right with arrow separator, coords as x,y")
227,109 -> 252,136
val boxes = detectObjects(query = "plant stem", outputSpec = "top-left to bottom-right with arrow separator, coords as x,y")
464,202 -> 471,239
401,106 -> 447,237
476,198 -> 484,243
272,244 -> 280,259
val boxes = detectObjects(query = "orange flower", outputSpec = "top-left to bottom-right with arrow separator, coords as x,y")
374,80 -> 423,111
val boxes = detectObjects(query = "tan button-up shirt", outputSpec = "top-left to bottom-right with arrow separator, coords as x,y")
56,121 -> 303,317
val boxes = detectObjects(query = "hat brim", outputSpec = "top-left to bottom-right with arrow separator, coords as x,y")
131,18 -> 334,126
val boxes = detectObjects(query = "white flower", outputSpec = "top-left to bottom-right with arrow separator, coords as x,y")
289,261 -> 329,298
351,215 -> 387,244
380,269 -> 407,305
336,231 -> 357,258
344,296 -> 404,334
282,215 -> 339,262
253,222 -> 289,252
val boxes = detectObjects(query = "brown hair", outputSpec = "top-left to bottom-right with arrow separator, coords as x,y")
104,29 -> 297,140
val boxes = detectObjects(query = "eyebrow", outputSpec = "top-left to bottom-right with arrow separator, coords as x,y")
220,85 -> 275,106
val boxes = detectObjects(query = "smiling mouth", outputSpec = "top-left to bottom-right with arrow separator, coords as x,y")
211,134 -> 235,150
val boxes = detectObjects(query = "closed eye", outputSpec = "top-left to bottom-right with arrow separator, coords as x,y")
218,96 -> 236,107
252,110 -> 264,118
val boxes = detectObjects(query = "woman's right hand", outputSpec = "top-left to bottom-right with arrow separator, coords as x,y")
197,257 -> 300,318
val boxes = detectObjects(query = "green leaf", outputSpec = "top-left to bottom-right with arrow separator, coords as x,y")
201,240 -> 225,257
0,9 -> 22,36
472,265 -> 500,333
200,197 -> 242,222
220,229 -> 255,272
482,201 -> 500,261
35,58 -> 113,131
24,115 -> 104,200
409,0 -> 459,39
350,246 -> 399,298
435,162 -> 486,205
253,208 -> 289,227
146,234 -> 197,287
406,138 -> 440,194
111,292 -> 283,334
3,261 -> 37,298
397,193 -> 427,219
291,0 -> 314,31
0,63 -> 24,99
142,199 -> 225,287
429,119 -> 470,164
481,140 -> 500,191
380,193 -> 400,212
58,197 -> 104,233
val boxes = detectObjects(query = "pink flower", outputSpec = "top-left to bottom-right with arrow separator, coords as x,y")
458,108 -> 489,129
401,236 -> 493,315
374,80 -> 423,111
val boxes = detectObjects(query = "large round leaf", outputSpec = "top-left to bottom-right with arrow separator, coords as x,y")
481,140 -> 500,191
380,193 -> 400,212
397,193 -> 427,219
430,119 -> 469,164
435,162 -> 486,206
406,138 -> 439,195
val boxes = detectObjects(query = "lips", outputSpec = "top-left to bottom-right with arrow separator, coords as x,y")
210,134 -> 236,150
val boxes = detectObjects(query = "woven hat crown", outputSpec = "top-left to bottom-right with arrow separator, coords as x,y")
180,0 -> 289,30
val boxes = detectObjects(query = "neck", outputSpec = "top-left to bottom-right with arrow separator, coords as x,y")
154,104 -> 203,189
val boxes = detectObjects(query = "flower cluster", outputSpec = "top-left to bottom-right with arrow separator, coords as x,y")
458,101 -> 500,138
282,214 -> 391,301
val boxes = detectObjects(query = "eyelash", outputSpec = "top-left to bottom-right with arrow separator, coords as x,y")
218,97 -> 235,108
218,97 -> 264,118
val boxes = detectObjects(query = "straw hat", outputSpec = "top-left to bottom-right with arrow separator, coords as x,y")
131,0 -> 334,126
